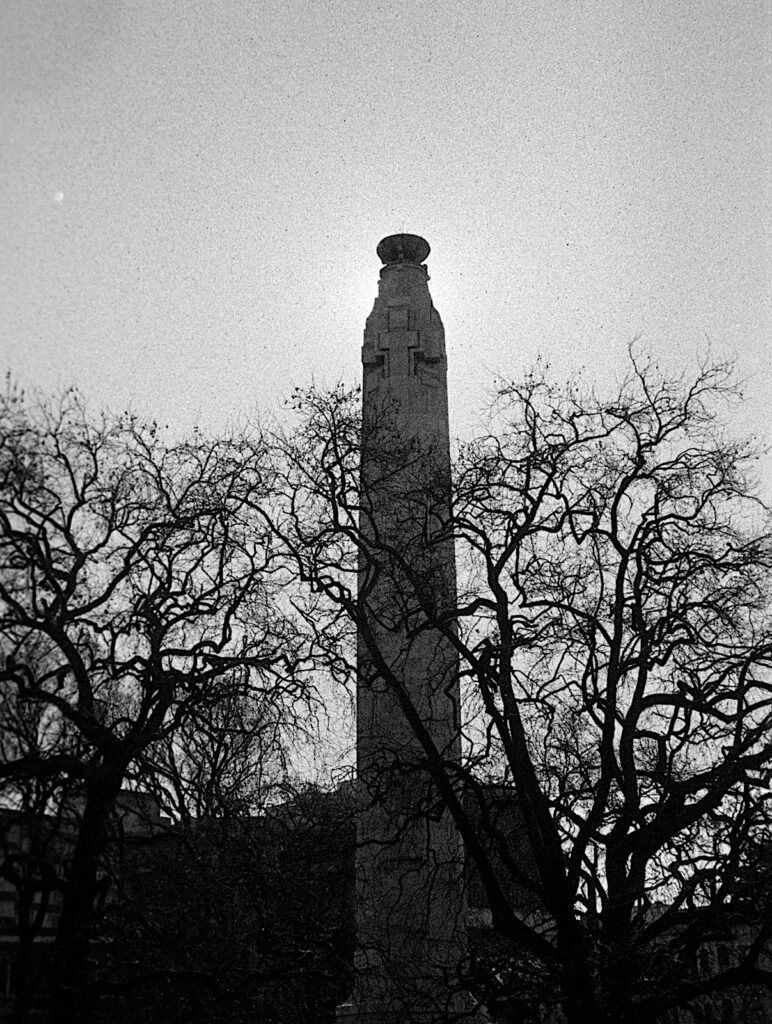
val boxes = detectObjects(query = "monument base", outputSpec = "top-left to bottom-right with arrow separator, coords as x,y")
335,1000 -> 486,1024
335,959 -> 486,1024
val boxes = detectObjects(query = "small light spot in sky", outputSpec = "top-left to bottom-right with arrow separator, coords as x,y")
53,191 -> 64,203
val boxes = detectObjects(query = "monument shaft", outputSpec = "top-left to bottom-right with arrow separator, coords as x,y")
341,235 -> 469,1022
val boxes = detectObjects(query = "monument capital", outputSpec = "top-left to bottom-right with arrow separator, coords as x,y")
376,233 -> 431,266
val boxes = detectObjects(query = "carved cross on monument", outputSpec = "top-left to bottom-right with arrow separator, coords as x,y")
375,328 -> 420,377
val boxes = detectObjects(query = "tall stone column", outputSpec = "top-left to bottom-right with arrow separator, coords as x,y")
338,235 -> 472,1023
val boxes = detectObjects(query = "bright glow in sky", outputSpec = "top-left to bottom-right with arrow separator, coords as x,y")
1,1 -> 770,452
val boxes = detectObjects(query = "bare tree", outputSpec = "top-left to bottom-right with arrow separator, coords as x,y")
139,671 -> 290,821
0,383 -> 312,1022
268,353 -> 772,1023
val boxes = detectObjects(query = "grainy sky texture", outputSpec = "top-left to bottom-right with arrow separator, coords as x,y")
1,1 -> 770,446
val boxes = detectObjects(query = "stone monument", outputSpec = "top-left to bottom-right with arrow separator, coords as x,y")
338,234 -> 474,1022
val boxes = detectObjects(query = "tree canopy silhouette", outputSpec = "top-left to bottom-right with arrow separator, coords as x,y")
0,382 -> 315,1022
268,352 -> 772,1024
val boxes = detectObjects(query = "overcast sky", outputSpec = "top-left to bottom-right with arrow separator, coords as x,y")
1,1 -> 770,452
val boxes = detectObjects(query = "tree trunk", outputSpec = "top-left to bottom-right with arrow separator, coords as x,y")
11,924 -> 33,1024
559,938 -> 633,1024
52,778 -> 120,1024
